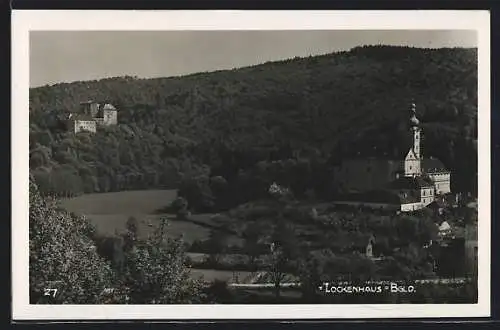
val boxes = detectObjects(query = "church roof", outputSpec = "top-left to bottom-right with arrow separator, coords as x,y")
389,175 -> 434,189
342,129 -> 414,161
422,158 -> 449,173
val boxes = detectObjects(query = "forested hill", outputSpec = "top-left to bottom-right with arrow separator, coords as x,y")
29,45 -> 478,205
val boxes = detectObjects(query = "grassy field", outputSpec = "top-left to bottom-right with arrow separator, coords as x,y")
59,189 -> 261,283
59,189 -> 211,243
61,190 -> 177,215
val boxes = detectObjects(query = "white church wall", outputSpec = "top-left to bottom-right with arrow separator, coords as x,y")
400,202 -> 424,212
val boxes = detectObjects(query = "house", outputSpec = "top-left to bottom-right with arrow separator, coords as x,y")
332,103 -> 452,212
70,101 -> 118,133
68,113 -> 97,134
437,220 -> 452,237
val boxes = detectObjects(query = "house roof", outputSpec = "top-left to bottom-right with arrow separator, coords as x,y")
70,113 -> 95,121
80,100 -> 96,105
395,190 -> 421,204
389,175 -> 434,189
438,221 -> 451,231
103,103 -> 117,111
427,199 -> 446,210
422,157 -> 448,173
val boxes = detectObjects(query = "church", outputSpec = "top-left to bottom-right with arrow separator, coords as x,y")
332,103 -> 451,212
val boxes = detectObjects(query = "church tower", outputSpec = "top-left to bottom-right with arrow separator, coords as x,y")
404,102 -> 422,177
410,103 -> 421,159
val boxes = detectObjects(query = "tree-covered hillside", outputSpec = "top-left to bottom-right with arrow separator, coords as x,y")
29,45 -> 478,204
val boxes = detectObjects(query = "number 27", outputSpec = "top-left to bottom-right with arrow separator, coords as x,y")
44,288 -> 58,298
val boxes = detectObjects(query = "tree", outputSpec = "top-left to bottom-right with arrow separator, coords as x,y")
243,222 -> 263,271
205,230 -> 229,266
121,218 -> 204,304
267,243 -> 288,300
297,253 -> 323,302
210,175 -> 229,209
266,218 -> 300,300
95,235 -> 126,272
171,196 -> 188,213
271,217 -> 300,263
178,174 -> 215,212
29,177 -> 114,304
123,216 -> 139,252
171,196 -> 189,220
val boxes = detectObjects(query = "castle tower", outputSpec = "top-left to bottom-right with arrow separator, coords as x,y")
80,101 -> 100,117
404,102 -> 422,177
102,103 -> 118,125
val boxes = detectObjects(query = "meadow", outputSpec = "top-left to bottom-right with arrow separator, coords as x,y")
60,189 -> 211,242
59,189 -> 249,283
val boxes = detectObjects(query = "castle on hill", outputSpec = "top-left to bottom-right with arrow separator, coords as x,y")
68,101 -> 118,133
333,103 -> 451,212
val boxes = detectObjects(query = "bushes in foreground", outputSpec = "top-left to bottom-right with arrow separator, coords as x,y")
29,177 -> 204,304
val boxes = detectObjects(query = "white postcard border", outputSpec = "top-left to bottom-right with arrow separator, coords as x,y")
12,10 -> 491,320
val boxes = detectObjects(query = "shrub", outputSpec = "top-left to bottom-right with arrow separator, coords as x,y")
120,219 -> 205,304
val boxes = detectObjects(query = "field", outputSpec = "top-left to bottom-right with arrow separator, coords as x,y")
61,189 -> 177,215
59,189 -> 211,243
59,189 -> 249,283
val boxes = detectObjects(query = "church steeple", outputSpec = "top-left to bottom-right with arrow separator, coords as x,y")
410,102 -> 421,159
404,101 -> 422,177
409,102 -> 420,127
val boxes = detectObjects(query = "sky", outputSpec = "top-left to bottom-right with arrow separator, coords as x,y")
29,30 -> 477,88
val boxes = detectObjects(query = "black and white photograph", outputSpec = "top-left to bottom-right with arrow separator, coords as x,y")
12,10 -> 490,320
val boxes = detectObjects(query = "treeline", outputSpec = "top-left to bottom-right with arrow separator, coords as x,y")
29,45 -> 478,201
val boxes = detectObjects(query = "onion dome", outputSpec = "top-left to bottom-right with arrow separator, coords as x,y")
409,102 -> 419,126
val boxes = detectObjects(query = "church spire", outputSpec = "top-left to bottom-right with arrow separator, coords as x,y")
404,101 -> 422,177
410,102 -> 421,159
